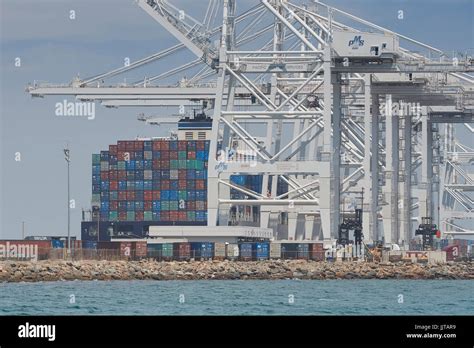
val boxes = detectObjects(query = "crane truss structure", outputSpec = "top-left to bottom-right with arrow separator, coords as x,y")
27,0 -> 474,245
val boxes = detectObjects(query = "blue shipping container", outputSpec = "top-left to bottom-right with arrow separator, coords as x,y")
255,242 -> 269,260
196,211 -> 207,221
125,161 -> 136,170
52,240 -> 64,248
190,242 -> 214,259
240,243 -> 253,259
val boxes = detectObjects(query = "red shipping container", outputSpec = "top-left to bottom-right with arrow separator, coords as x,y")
161,212 -> 170,221
178,170 -> 187,179
135,212 -> 144,221
0,240 -> 52,260
118,152 -> 129,161
152,159 -> 160,169
118,192 -> 127,200
443,245 -> 461,261
169,211 -> 179,221
161,141 -> 170,151
109,171 -> 118,180
310,243 -> 324,252
152,141 -> 161,151
134,141 -> 144,151
309,243 -> 324,260
119,212 -> 127,221
144,191 -> 153,201
161,180 -> 170,190
144,201 -> 153,210
109,145 -> 118,155
187,151 -> 196,159
178,141 -> 187,151
118,141 -> 126,151
160,160 -> 170,169
152,191 -> 161,200
100,172 -> 109,180
170,151 -> 178,160
187,201 -> 196,210
178,211 -> 187,221
98,241 -> 133,258
110,201 -> 118,210
109,181 -> 118,191
126,191 -> 136,200
173,242 -> 191,260
133,241 -> 147,258
117,170 -> 126,180
196,180 -> 205,190
197,141 -> 205,150
161,152 -> 170,160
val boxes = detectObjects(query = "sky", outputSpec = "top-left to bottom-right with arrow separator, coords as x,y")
1,0 -> 473,239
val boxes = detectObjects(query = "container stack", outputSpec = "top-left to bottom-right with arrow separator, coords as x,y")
92,139 -> 210,224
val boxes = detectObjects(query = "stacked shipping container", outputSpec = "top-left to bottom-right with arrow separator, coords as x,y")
92,139 -> 210,225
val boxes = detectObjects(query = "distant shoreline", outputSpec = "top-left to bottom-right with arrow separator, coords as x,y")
1,260 -> 473,282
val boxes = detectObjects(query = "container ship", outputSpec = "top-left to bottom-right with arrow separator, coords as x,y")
81,113 -> 288,244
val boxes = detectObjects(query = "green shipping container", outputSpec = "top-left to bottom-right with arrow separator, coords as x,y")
178,190 -> 187,200
170,201 -> 178,210
118,161 -> 126,170
178,160 -> 187,168
186,160 -> 196,169
187,211 -> 196,221
170,160 -> 178,169
161,201 -> 170,211
92,154 -> 100,165
178,151 -> 187,160
144,211 -> 153,221
195,161 -> 204,170
127,211 -> 135,221
162,243 -> 173,258
109,211 -> 118,221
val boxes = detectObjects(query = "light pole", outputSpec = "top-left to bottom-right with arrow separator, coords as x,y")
64,146 -> 71,256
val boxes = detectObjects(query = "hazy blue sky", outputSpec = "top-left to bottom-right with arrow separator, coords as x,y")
1,0 -> 473,239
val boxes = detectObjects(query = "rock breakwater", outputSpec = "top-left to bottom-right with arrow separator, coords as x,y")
1,260 -> 473,282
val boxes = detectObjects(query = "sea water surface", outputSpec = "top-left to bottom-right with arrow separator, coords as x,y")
1,280 -> 473,315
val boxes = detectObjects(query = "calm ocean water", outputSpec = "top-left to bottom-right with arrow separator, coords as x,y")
1,280 -> 473,315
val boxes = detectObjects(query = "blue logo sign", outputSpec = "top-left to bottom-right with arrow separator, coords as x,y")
348,36 -> 364,49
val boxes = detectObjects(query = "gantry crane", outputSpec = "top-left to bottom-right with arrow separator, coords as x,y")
26,0 -> 474,245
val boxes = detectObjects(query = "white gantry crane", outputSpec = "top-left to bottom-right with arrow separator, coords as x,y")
27,0 -> 474,245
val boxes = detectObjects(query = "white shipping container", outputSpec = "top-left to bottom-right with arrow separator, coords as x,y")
226,243 -> 239,258
214,243 -> 226,257
270,243 -> 282,259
